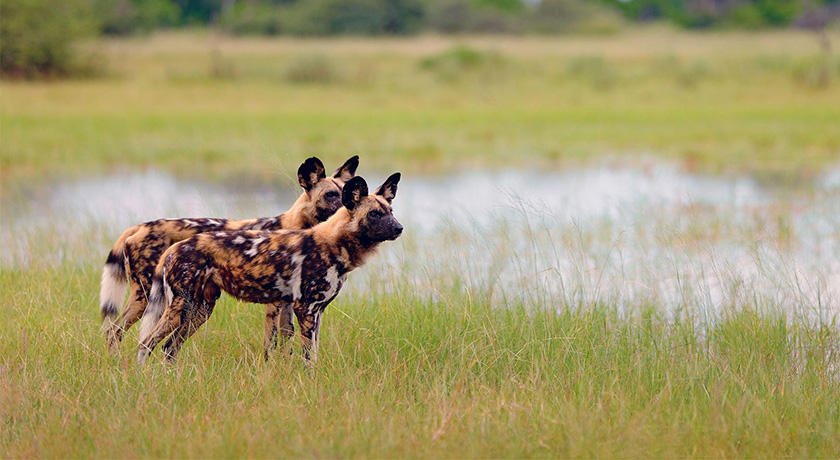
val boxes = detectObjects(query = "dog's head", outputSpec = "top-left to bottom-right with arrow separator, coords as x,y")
298,155 -> 360,222
342,173 -> 403,242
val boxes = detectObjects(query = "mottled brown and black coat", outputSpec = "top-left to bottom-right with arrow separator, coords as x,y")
99,156 -> 359,350
137,173 -> 402,365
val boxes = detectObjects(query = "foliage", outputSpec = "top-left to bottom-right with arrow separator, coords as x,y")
420,45 -> 506,80
221,2 -> 285,35
599,0 -> 839,28
96,0 -> 181,36
529,0 -> 623,34
173,0 -> 226,24
0,0 -> 98,78
426,0 -> 524,33
223,0 -> 425,35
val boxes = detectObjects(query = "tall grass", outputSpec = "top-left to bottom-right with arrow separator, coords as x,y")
1,260 -> 838,457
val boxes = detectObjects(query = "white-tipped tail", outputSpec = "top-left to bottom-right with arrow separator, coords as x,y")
138,278 -> 167,344
100,260 -> 127,322
100,225 -> 139,323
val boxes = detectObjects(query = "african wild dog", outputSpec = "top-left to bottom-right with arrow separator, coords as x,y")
100,155 -> 359,351
136,173 -> 402,365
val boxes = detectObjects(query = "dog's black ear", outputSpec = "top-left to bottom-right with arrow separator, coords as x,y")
375,172 -> 400,203
342,176 -> 368,211
333,155 -> 359,182
298,157 -> 326,191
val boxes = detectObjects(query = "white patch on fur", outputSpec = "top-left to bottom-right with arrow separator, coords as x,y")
290,253 -> 305,300
215,232 -> 226,237
307,267 -> 342,314
206,219 -> 222,226
232,236 -> 246,245
244,237 -> 266,257
164,283 -> 173,307
183,219 -> 199,227
99,263 -> 126,319
273,253 -> 305,299
138,275 -> 169,344
310,310 -> 323,361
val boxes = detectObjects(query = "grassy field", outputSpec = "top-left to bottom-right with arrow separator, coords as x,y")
1,28 -> 839,184
2,29 -> 840,458
2,260 -> 839,458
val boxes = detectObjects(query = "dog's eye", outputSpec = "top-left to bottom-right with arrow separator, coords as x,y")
369,210 -> 381,218
325,191 -> 339,198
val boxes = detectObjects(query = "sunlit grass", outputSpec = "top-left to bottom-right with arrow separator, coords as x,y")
1,257 -> 838,458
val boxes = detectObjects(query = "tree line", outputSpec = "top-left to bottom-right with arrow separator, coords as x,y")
2,0 -> 838,78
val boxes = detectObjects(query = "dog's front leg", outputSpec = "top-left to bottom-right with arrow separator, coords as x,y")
297,308 -> 323,374
263,304 -> 279,361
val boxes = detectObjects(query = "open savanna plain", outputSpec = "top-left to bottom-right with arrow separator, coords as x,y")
2,29 -> 840,457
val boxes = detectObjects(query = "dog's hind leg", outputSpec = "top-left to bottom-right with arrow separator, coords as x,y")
137,296 -> 185,365
105,283 -> 147,351
163,281 -> 220,363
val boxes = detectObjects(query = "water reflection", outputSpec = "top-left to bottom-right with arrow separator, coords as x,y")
2,162 -> 838,321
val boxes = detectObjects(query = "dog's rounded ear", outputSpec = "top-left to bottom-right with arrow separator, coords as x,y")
342,176 -> 368,211
375,172 -> 400,203
332,155 -> 359,182
298,157 -> 327,191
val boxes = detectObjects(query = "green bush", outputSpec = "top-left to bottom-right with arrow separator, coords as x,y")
0,0 -> 98,79
419,45 -> 506,81
427,0 -> 523,34
97,0 -> 180,36
529,0 -> 622,34
221,2 -> 285,35
279,0 -> 425,36
285,53 -> 341,84
600,0 -> 809,28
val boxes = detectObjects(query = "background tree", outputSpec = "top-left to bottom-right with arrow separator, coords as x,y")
0,0 -> 97,78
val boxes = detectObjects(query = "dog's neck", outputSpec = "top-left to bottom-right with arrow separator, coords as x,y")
278,191 -> 320,230
312,208 -> 382,271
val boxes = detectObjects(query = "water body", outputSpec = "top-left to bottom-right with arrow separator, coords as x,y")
3,161 -> 839,321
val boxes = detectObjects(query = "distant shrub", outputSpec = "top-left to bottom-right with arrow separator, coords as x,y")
96,0 -> 180,36
427,0 -> 523,34
285,53 -> 341,84
420,45 -> 505,80
792,56 -> 835,89
565,55 -> 617,89
529,0 -> 623,34
221,2 -> 284,36
600,0 -> 807,28
279,0 -> 425,36
208,49 -> 237,80
427,0 -> 471,33
0,0 -> 98,79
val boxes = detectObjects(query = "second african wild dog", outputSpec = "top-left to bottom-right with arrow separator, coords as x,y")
99,155 -> 359,351
137,173 -> 402,365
